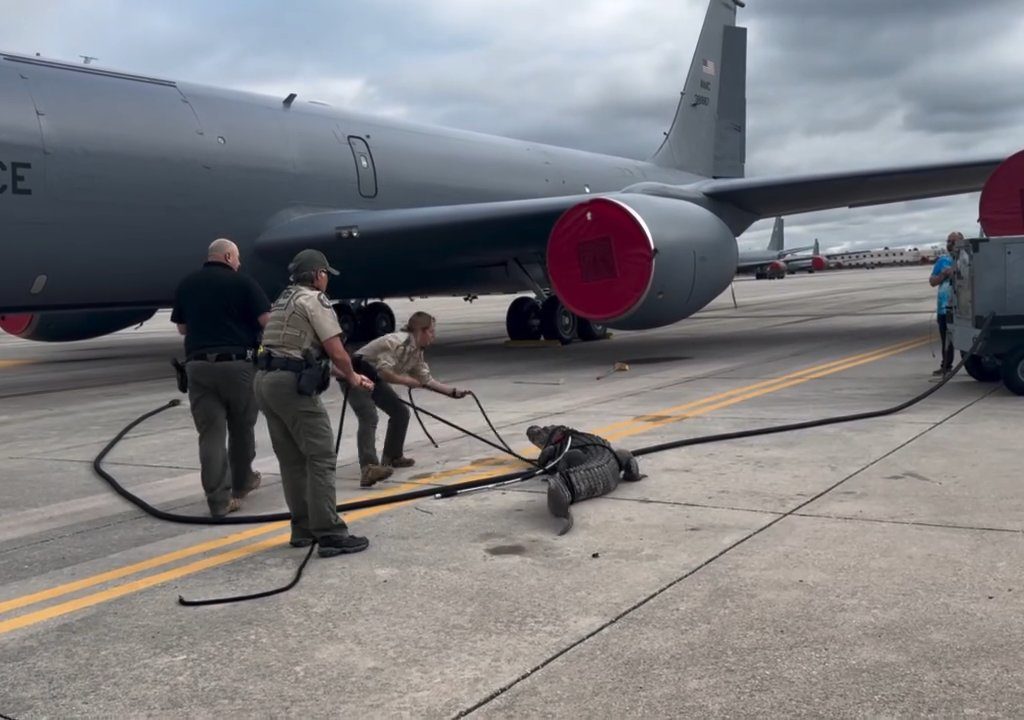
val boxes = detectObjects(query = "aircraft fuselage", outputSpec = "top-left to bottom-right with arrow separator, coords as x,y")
0,53 -> 699,313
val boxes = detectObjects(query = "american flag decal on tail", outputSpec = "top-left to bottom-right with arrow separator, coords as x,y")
702,58 -> 716,75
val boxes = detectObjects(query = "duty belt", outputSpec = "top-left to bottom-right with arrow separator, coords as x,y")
188,349 -> 254,363
256,353 -> 306,373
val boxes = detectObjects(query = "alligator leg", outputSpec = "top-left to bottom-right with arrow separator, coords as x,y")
616,449 -> 643,482
547,474 -> 574,535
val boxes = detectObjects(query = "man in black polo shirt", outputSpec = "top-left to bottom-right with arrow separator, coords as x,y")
171,238 -> 271,517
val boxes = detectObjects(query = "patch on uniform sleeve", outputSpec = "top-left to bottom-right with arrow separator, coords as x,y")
317,293 -> 333,310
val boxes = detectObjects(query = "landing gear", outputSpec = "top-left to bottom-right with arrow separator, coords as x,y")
334,303 -> 358,341
577,318 -> 609,341
335,300 -> 395,342
506,296 -> 542,341
358,301 -> 395,340
540,296 -> 577,344
504,294 -> 607,343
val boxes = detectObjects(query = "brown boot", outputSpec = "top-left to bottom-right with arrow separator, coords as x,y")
360,464 -> 393,488
382,456 -> 415,468
233,470 -> 262,499
211,497 -> 241,519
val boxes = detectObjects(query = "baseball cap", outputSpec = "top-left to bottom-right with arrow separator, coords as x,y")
288,248 -> 339,276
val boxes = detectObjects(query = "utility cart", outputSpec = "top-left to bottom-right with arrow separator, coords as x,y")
950,234 -> 1024,395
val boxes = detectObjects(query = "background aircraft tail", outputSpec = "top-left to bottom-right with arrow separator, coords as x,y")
767,216 -> 784,252
651,0 -> 746,178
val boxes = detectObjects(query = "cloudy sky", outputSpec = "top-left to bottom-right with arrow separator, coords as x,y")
3,0 -> 1021,252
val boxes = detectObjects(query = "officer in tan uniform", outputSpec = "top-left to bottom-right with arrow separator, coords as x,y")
254,249 -> 374,557
347,311 -> 469,487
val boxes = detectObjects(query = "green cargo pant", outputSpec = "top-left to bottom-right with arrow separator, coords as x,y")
253,369 -> 349,540
186,359 -> 258,515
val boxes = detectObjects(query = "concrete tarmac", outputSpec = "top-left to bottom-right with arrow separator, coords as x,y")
1,266 -> 1021,719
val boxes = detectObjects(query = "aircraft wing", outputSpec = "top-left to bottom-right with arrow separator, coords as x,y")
694,156 -> 1004,218
256,195 -> 592,267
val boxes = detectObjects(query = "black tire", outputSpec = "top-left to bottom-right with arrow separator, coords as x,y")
505,296 -> 541,341
334,303 -> 358,342
1000,347 -> 1024,396
962,352 -> 1001,383
539,296 -> 577,344
577,318 -> 608,341
359,301 -> 395,340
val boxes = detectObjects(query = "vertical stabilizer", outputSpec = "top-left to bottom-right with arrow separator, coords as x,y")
813,238 -> 820,254
767,217 -> 784,252
651,0 -> 746,178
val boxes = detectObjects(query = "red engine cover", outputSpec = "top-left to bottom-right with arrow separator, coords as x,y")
547,198 -> 655,320
810,255 -> 826,271
979,149 -> 1024,237
768,260 -> 786,273
0,313 -> 33,336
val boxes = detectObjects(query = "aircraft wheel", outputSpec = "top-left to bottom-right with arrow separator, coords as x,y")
577,318 -> 608,341
334,302 -> 358,342
540,296 -> 577,344
999,347 -> 1024,395
505,297 -> 542,341
359,301 -> 395,340
962,352 -> 1001,383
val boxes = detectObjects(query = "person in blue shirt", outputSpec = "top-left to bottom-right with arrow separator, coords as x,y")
928,231 -> 962,375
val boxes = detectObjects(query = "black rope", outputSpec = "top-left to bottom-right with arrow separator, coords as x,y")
467,390 -> 520,458
394,388 -> 536,465
95,321 -> 993,525
92,320 -> 992,604
334,382 -> 350,455
177,542 -> 316,606
407,388 -> 439,448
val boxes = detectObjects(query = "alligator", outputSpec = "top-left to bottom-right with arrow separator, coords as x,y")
526,424 -> 643,535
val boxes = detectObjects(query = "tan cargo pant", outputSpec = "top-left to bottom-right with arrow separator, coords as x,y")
253,369 -> 349,540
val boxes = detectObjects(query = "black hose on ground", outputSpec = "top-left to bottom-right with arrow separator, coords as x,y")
95,320 -> 992,524
93,320 -> 991,604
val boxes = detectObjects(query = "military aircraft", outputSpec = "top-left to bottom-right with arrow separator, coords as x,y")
736,218 -> 824,279
782,240 -> 825,274
0,0 -> 1003,344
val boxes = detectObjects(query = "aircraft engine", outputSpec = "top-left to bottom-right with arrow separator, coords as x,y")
546,195 -> 737,330
767,260 -> 787,276
810,255 -> 827,272
0,308 -> 158,342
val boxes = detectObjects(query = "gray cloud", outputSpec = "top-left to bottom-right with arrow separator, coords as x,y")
2,0 -> 1020,253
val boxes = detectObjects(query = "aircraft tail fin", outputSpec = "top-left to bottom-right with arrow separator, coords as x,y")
813,238 -> 820,254
767,217 -> 784,252
651,0 -> 746,178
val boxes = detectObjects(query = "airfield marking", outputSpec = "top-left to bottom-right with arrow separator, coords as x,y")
0,336 -> 929,635
0,359 -> 30,369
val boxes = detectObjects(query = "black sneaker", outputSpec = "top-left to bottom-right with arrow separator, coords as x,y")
317,533 -> 369,557
289,536 -> 315,548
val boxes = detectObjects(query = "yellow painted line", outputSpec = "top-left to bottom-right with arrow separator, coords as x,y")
596,336 -> 927,437
0,476 -> 458,618
0,359 -> 31,369
0,467 -> 545,636
0,522 -> 288,615
0,336 -> 929,634
602,337 -> 929,442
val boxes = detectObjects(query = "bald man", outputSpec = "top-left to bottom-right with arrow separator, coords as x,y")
928,231 -> 963,376
171,238 -> 272,517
